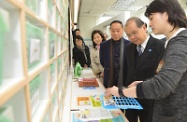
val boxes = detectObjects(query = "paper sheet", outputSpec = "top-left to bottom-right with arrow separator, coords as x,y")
29,39 -> 41,64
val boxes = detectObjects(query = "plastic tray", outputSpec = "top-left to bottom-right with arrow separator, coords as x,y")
100,94 -> 143,110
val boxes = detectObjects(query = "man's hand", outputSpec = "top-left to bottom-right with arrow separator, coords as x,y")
128,81 -> 143,88
105,86 -> 119,98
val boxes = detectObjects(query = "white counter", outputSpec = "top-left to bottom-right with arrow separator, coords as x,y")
69,68 -> 129,122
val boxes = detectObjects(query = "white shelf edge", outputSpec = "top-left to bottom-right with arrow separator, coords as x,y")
52,106 -> 58,122
61,74 -> 72,122
0,77 -> 25,105
50,82 -> 57,95
32,99 -> 50,122
58,92 -> 62,102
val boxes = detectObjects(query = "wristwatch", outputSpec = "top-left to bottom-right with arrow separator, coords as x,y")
118,87 -> 126,97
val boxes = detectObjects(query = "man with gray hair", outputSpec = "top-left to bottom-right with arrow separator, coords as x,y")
124,17 -> 164,122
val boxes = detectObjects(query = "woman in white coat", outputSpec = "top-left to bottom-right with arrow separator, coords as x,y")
90,30 -> 106,83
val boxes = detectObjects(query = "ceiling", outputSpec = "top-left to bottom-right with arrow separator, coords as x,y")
79,0 -> 153,18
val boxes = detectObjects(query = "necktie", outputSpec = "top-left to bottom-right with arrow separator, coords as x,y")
137,45 -> 142,56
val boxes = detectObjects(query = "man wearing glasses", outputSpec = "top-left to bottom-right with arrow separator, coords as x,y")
124,17 -> 164,122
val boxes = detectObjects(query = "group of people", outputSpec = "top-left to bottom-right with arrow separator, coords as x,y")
72,26 -> 108,82
73,0 -> 187,122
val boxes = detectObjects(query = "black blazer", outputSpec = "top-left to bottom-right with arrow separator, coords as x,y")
125,35 -> 165,86
100,38 -> 130,88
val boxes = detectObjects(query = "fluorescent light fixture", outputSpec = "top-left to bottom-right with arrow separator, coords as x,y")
127,6 -> 145,11
110,0 -> 137,11
74,0 -> 80,23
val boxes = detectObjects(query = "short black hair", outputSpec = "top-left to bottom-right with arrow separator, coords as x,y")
75,35 -> 83,41
91,30 -> 106,48
145,0 -> 187,29
110,20 -> 123,28
75,29 -> 80,33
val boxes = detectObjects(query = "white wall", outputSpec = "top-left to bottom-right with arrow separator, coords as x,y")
79,16 -> 97,47
79,1 -> 187,44
93,11 -> 131,39
179,0 -> 187,14
79,16 -> 96,39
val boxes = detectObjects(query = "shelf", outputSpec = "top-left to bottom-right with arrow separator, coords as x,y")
28,62 -> 48,81
56,9 -> 61,33
59,100 -> 64,121
25,8 -> 48,28
48,30 -> 56,59
52,107 -> 58,122
0,0 -> 70,121
58,77 -> 63,101
25,0 -> 47,21
2,88 -> 28,122
57,55 -> 65,81
51,82 -> 57,96
61,76 -> 72,122
26,19 -> 49,68
48,0 -> 56,28
57,57 -> 62,79
29,71 -> 48,113
50,62 -> 57,94
51,88 -> 58,121
0,78 -> 25,106
57,36 -> 62,55
32,99 -> 50,122
0,2 -> 24,86
56,0 -> 62,16
43,110 -> 51,122
0,0 -> 22,10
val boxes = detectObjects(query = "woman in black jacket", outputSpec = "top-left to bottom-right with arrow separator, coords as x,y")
73,35 -> 91,67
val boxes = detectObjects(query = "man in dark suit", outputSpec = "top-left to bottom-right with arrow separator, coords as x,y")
124,17 -> 164,122
100,20 -> 130,88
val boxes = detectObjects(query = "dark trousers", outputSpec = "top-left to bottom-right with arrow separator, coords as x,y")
125,99 -> 154,122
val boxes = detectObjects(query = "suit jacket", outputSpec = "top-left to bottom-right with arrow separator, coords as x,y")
125,35 -> 164,122
125,35 -> 165,86
100,38 -> 130,88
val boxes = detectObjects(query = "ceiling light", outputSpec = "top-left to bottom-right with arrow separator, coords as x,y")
74,0 -> 80,23
110,0 -> 137,11
127,6 -> 145,11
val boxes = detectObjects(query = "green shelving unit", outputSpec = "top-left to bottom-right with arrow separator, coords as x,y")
58,59 -> 62,76
0,8 -> 9,86
50,63 -> 55,83
0,107 -> 13,122
29,75 -> 42,115
49,32 -> 56,59
26,21 -> 43,69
